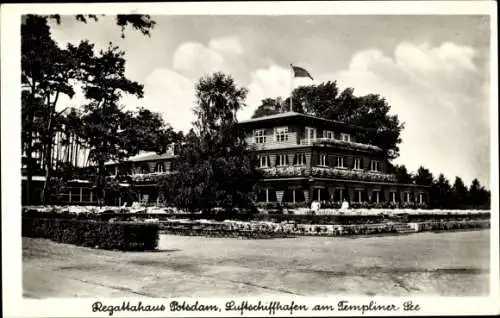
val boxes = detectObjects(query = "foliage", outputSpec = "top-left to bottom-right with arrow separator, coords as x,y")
414,166 -> 434,186
161,72 -> 261,213
451,177 -> 469,208
391,164 -> 414,184
468,178 -> 491,209
251,97 -> 284,118
47,14 -> 156,38
22,15 -> 95,204
430,174 -> 454,209
69,43 -> 173,206
22,217 -> 159,251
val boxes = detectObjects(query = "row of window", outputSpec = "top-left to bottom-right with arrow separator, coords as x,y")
253,127 -> 351,144
259,153 -> 382,171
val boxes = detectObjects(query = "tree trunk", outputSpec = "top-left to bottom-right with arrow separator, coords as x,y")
40,92 -> 59,205
25,112 -> 35,205
40,127 -> 53,205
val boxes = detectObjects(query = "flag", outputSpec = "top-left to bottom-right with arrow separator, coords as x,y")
290,64 -> 314,80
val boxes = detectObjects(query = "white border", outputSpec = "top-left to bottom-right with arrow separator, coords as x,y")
2,1 -> 499,317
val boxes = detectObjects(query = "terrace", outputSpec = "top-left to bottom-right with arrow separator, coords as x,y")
258,165 -> 397,182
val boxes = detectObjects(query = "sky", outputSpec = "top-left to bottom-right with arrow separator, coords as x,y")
49,15 -> 491,188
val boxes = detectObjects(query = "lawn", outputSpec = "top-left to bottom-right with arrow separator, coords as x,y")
23,230 -> 490,298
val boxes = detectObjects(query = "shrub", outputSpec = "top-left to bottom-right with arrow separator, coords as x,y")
22,217 -> 159,251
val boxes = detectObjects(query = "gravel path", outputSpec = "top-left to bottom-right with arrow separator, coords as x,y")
23,230 -> 490,298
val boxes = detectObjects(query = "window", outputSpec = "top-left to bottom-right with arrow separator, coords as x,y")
336,156 -> 344,168
259,156 -> 269,168
253,129 -> 266,144
323,130 -> 334,139
341,133 -> 351,142
356,190 -> 363,203
391,192 -> 397,203
373,191 -> 380,203
370,160 -> 380,171
353,158 -> 361,170
319,154 -> 327,166
404,192 -> 411,203
154,163 -> 165,173
305,127 -> 316,143
276,154 -> 287,166
419,193 -> 424,204
275,127 -> 289,143
295,153 -> 307,165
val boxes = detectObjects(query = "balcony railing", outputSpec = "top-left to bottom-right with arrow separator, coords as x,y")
108,171 -> 173,184
259,166 -> 309,178
301,138 -> 382,152
258,165 -> 396,183
311,166 -> 396,182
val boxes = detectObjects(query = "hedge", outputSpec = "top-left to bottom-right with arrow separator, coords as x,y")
22,217 -> 159,251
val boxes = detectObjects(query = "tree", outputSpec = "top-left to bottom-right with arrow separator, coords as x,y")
414,166 -> 434,186
21,14 -> 156,205
392,164 -> 413,184
251,97 -> 284,118
47,14 -> 156,38
468,178 -> 490,209
451,176 -> 469,208
431,174 -> 453,209
22,15 -> 95,204
77,44 -> 171,207
162,72 -> 260,213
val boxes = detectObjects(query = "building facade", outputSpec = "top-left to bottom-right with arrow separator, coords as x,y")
238,112 -> 428,207
22,112 -> 429,208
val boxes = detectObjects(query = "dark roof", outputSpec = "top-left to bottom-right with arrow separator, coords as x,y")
105,151 -> 175,165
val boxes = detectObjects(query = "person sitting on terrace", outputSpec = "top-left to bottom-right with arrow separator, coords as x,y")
340,198 -> 350,211
310,200 -> 321,215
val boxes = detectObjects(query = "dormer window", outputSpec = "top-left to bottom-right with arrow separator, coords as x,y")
341,133 -> 351,142
323,130 -> 334,140
253,129 -> 266,144
274,127 -> 289,143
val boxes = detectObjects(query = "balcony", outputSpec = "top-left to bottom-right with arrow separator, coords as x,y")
259,166 -> 309,178
108,171 -> 174,184
311,166 -> 397,182
301,138 -> 382,152
258,165 -> 396,183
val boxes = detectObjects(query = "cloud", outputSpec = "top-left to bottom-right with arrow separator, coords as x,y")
333,42 -> 489,186
172,36 -> 245,80
239,64 -> 316,120
208,36 -> 243,55
126,68 -> 196,133
172,42 -> 225,76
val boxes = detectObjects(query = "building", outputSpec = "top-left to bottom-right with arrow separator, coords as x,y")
22,111 -> 429,208
238,112 -> 428,207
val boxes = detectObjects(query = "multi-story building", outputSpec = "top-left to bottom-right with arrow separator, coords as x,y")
238,112 -> 428,207
22,111 -> 429,208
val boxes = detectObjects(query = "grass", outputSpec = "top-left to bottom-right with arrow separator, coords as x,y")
23,230 -> 490,298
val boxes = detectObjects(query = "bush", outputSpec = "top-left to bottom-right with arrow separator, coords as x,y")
22,217 -> 159,251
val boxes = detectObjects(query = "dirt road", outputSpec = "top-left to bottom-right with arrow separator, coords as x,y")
23,230 -> 490,298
